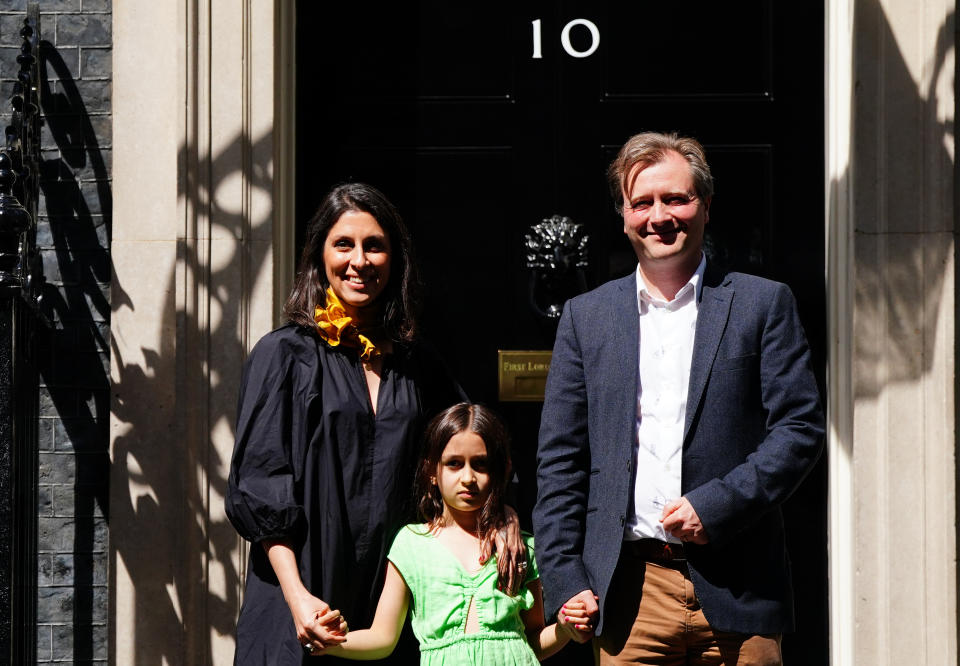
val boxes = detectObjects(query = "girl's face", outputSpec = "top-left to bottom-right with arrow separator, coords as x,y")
433,431 -> 491,517
322,210 -> 392,319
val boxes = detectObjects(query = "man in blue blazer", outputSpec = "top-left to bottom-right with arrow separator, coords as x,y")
533,132 -> 824,664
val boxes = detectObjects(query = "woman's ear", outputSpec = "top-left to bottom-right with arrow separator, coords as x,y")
430,476 -> 436,486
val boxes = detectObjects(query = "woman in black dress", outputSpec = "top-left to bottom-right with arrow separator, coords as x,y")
226,183 -> 521,664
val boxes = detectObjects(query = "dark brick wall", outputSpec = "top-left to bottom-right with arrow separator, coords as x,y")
1,2 -> 111,664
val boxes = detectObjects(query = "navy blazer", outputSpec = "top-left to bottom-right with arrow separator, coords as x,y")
533,269 -> 824,635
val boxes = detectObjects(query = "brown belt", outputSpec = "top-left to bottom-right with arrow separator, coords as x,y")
623,538 -> 687,563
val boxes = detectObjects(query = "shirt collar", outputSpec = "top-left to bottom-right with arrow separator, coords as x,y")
636,254 -> 707,307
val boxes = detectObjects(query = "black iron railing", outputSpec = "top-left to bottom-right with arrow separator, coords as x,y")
0,4 -> 43,663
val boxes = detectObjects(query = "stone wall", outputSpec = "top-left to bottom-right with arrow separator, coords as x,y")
110,2 -> 285,661
847,0 -> 957,662
0,1 -> 111,663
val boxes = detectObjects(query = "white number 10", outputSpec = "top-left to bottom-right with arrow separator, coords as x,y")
532,18 -> 600,59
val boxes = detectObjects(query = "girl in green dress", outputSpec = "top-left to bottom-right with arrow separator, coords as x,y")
322,402 -> 592,663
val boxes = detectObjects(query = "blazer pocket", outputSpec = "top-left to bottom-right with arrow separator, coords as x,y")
712,353 -> 758,372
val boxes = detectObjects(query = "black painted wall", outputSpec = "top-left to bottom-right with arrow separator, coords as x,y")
0,2 -> 111,663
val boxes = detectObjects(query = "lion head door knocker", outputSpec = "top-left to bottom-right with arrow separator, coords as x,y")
525,215 -> 589,322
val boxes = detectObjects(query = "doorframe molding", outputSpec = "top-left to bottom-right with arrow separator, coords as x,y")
274,1 -> 296,327
824,0 -> 854,663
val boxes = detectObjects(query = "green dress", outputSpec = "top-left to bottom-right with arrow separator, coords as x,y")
387,524 -> 541,665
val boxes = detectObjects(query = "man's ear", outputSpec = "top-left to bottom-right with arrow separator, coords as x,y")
703,196 -> 712,223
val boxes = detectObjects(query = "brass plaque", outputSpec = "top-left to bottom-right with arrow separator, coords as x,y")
498,350 -> 553,402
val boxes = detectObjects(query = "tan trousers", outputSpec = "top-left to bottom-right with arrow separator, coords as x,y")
596,553 -> 782,665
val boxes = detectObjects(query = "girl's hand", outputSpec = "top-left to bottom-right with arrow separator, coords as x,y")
319,608 -> 349,637
558,600 -> 594,636
262,541 -> 348,656
321,562 -> 409,660
480,505 -> 527,596
302,610 -> 349,656
289,592 -> 347,653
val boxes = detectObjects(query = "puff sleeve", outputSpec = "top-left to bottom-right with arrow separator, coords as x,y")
225,333 -> 308,543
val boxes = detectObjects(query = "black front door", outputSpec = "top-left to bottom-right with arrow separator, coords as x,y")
297,2 -> 826,662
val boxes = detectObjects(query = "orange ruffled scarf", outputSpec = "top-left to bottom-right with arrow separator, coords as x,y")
314,287 -> 381,361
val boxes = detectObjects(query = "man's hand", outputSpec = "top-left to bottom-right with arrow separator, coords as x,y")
559,590 -> 599,643
660,497 -> 709,544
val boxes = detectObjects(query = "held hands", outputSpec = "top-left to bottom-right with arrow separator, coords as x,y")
558,590 -> 599,643
263,540 -> 349,657
660,496 -> 709,545
289,591 -> 349,656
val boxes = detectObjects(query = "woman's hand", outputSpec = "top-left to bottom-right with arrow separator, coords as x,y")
479,505 -> 527,596
299,608 -> 348,657
288,590 -> 348,653
262,540 -> 349,655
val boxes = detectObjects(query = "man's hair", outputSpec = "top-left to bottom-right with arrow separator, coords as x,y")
607,132 -> 714,211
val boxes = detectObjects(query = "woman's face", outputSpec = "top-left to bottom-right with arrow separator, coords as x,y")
322,210 -> 392,318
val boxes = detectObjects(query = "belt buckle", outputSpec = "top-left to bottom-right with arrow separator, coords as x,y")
661,541 -> 685,561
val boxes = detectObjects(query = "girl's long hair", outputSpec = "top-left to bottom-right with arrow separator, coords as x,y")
283,182 -> 422,343
416,403 -> 512,544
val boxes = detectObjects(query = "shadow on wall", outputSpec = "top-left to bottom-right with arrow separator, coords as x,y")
109,127 -> 275,663
850,4 -> 955,393
817,1 -> 955,664
35,40 -> 112,662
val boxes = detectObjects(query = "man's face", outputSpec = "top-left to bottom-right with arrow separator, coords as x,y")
622,150 -> 710,272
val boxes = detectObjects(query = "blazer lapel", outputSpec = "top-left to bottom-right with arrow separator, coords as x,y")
684,276 -> 733,442
608,273 -> 639,436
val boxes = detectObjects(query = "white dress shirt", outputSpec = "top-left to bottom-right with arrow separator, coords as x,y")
624,256 -> 706,543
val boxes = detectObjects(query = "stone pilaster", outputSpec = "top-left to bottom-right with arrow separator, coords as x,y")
834,0 -> 958,662
111,1 -> 289,663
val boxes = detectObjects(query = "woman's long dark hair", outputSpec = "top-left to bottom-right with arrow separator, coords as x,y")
416,403 -> 512,543
283,182 -> 422,343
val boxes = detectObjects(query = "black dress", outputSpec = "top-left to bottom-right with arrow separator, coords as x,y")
226,323 -> 463,665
